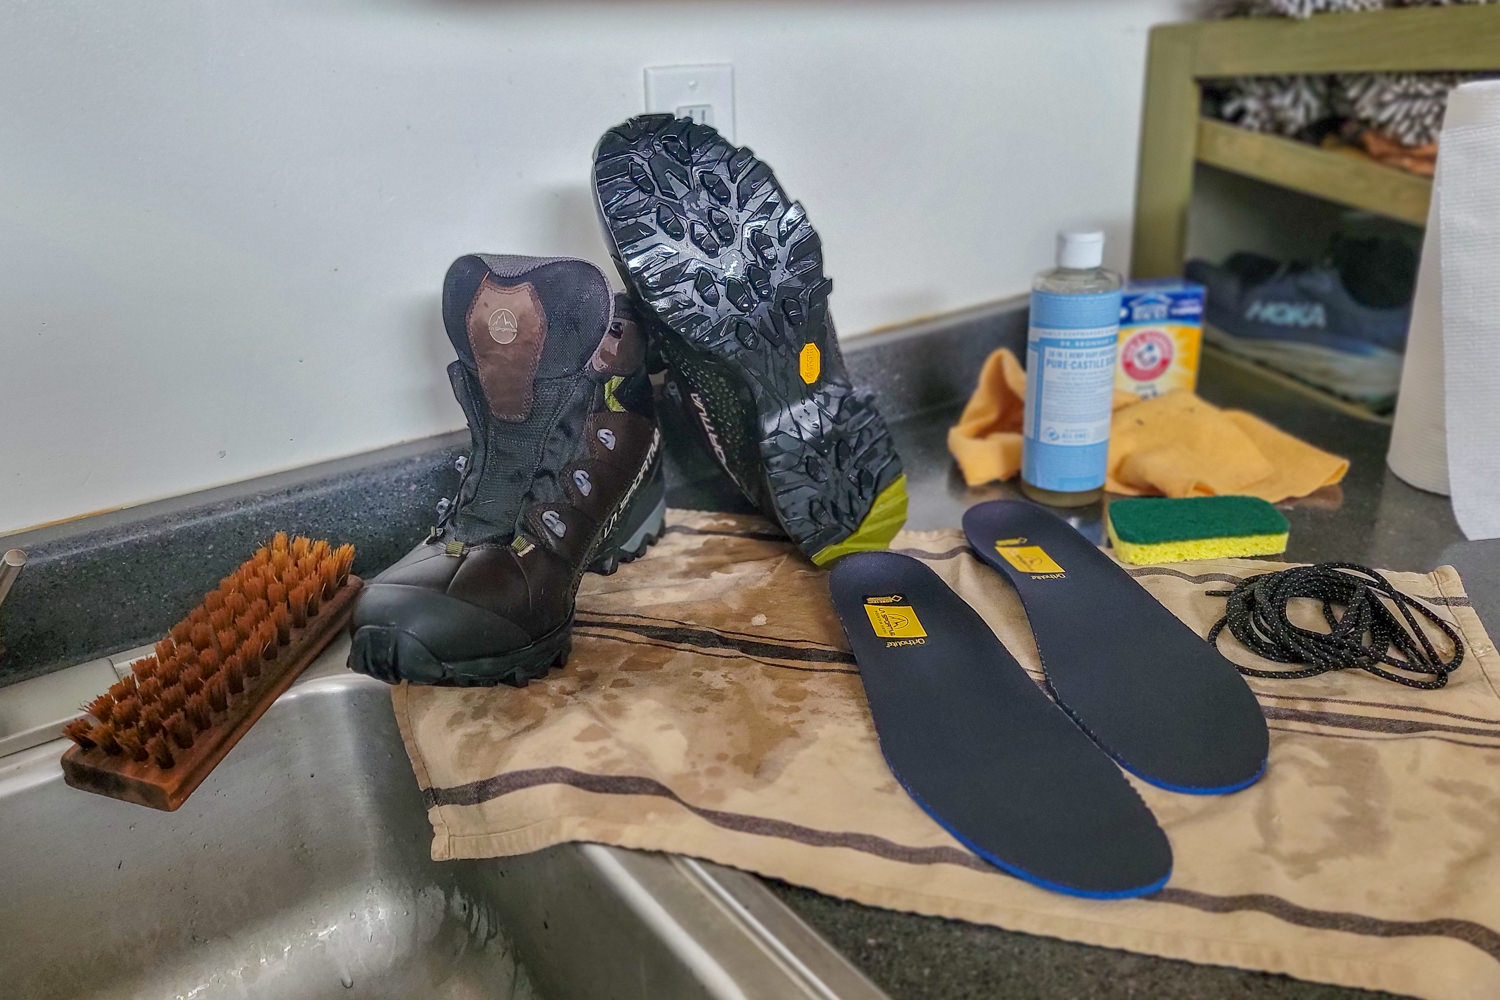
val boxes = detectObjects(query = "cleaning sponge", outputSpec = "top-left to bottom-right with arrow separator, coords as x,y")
1106,495 -> 1289,565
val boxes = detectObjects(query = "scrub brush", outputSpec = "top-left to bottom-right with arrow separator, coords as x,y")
1106,496 -> 1289,565
60,532 -> 360,810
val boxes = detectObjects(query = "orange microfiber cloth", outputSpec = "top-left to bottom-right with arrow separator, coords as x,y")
946,348 -> 1348,502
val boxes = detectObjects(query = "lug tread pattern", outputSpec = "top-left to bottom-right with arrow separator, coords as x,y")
595,115 -> 902,555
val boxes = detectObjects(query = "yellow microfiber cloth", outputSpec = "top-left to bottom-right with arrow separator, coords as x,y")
946,348 -> 1348,503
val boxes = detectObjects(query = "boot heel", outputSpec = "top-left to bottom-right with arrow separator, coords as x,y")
589,479 -> 666,575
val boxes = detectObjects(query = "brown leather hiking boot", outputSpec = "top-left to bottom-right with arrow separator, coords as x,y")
348,254 -> 664,686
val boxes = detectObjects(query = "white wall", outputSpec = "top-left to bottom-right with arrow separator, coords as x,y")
1,0 -> 1190,535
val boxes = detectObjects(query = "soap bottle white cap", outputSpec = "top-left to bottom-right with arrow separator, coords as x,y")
1056,230 -> 1105,269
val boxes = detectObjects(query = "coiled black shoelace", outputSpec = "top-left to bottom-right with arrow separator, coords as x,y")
1206,562 -> 1465,689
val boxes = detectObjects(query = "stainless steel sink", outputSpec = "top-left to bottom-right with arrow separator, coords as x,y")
0,643 -> 887,1000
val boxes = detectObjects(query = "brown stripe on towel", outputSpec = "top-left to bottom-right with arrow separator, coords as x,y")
579,609 -> 848,652
1255,691 -> 1500,727
1263,705 -> 1500,741
424,765 -> 1500,966
573,629 -> 860,675
574,615 -> 858,666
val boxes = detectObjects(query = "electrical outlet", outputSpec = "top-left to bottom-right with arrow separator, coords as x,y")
644,64 -> 735,140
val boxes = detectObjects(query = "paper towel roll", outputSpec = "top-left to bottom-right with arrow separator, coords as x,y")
1387,81 -> 1500,540
1386,177 -> 1448,494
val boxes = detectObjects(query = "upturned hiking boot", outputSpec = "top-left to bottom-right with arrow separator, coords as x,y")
348,254 -> 664,686
593,114 -> 907,566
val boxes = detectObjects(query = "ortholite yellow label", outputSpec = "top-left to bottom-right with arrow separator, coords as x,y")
863,598 -> 926,640
994,540 -> 1065,576
799,343 -> 821,385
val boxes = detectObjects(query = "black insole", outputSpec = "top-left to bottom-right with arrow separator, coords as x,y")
829,552 -> 1172,899
963,500 -> 1268,794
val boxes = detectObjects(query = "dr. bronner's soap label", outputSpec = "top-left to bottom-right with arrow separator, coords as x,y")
1023,290 -> 1121,493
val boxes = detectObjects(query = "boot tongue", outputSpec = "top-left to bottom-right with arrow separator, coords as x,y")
442,255 -> 612,422
454,273 -> 550,422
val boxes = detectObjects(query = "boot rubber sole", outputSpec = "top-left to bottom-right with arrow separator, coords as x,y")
594,114 -> 905,564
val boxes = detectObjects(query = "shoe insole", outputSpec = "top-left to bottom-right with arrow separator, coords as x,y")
963,500 -> 1268,794
829,552 -> 1172,899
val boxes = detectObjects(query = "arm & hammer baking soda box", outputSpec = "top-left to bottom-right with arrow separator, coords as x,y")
1115,279 -> 1204,398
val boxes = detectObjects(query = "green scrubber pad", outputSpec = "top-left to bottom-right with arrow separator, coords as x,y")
1106,496 -> 1289,565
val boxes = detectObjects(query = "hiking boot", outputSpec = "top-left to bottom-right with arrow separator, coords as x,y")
592,114 -> 906,566
348,254 -> 665,686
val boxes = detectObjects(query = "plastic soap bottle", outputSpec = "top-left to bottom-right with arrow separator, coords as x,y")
1020,231 -> 1123,507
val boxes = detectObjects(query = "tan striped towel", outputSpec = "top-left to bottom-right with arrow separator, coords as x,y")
393,509 -> 1500,1000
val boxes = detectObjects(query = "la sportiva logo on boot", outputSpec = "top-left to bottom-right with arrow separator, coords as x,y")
488,308 -> 520,344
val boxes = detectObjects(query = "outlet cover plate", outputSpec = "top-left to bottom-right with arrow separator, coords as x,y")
644,64 -> 735,140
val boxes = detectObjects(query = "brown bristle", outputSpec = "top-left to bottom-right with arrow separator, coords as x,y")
267,580 -> 288,608
249,597 -> 270,623
110,696 -> 140,728
159,685 -> 187,717
181,663 -> 205,697
271,604 -> 292,643
117,728 -> 149,763
305,580 -> 323,616
190,622 -> 215,651
250,545 -> 271,566
226,591 -> 249,616
157,657 -> 182,688
187,605 -> 209,626
243,574 -> 267,602
335,543 -> 356,583
170,620 -> 194,645
137,675 -> 163,705
282,566 -> 302,592
168,712 -> 196,748
256,621 -> 279,660
209,606 -> 233,633
107,676 -> 137,702
288,584 -> 310,627
234,612 -> 258,643
131,655 -> 158,682
147,734 -> 176,769
199,648 -> 221,674
204,590 -> 225,613
206,675 -> 229,713
91,721 -> 121,754
139,703 -> 165,737
85,693 -> 116,722
271,530 -> 290,552
216,628 -> 238,653
271,551 -> 292,577
310,538 -> 331,562
238,641 -> 264,679
314,560 -> 336,599
154,639 -> 176,663
291,535 -> 312,559
223,654 -> 245,695
64,718 -> 96,748
218,574 -> 239,594
186,692 -> 213,729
